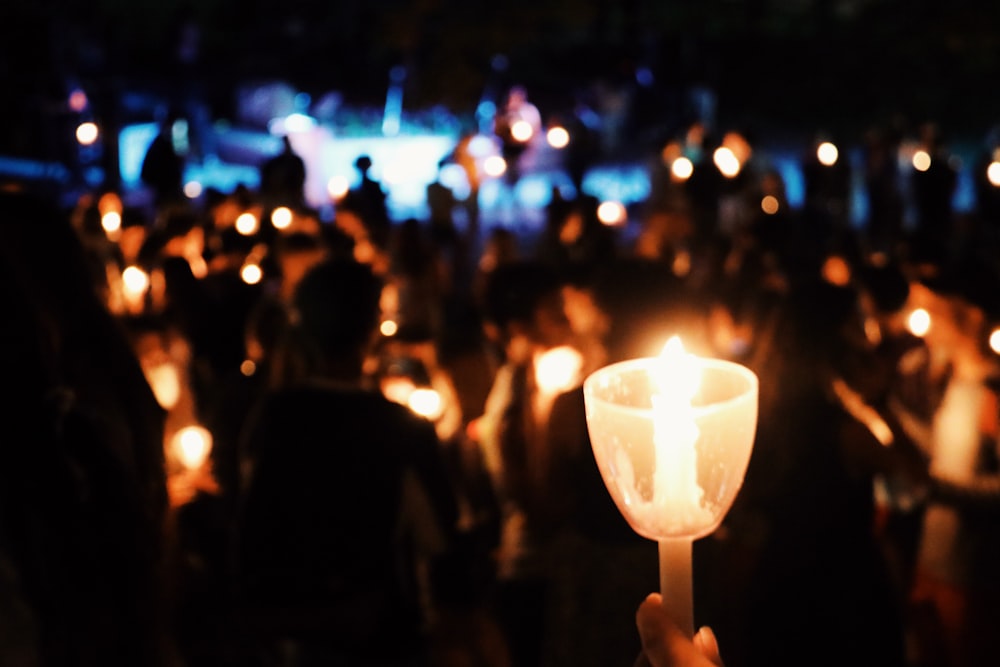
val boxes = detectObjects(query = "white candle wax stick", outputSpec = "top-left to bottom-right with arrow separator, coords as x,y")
659,536 -> 694,639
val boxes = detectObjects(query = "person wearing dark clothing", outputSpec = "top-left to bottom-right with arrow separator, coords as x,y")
342,154 -> 392,249
259,135 -> 307,208
0,191 -> 175,666
233,257 -> 459,666
141,114 -> 186,210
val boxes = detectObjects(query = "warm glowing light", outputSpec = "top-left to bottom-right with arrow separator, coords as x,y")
535,345 -> 584,396
912,150 -> 932,172
510,119 -> 534,143
380,319 -> 399,337
546,126 -> 570,149
597,200 -> 627,226
271,206 -> 293,230
987,161 -> 1000,187
240,262 -> 263,285
327,175 -> 350,200
97,191 -> 122,215
816,142 -> 839,166
235,212 -> 259,235
908,308 -> 931,337
171,425 -> 213,470
582,337 -> 758,638
76,122 -> 99,145
101,211 -> 122,234
408,388 -> 444,420
990,328 -> 1000,355
671,157 -> 694,181
240,359 -> 257,376
713,147 -> 741,178
184,181 -> 203,199
382,376 -> 416,406
822,255 -> 851,286
145,362 -> 181,410
68,89 -> 88,113
122,265 -> 150,295
760,195 -> 779,215
483,155 -> 507,178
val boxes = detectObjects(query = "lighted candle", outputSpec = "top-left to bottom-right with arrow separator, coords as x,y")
171,425 -> 213,471
583,336 -> 758,637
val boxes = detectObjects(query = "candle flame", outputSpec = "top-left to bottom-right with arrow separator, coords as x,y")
655,336 -> 701,402
651,336 -> 710,522
171,425 -> 212,470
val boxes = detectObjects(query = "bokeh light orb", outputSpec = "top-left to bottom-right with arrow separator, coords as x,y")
817,141 -> 839,166
713,147 -> 741,178
483,155 -> 507,178
76,122 -> 99,145
908,308 -> 931,337
597,200 -> 627,226
271,206 -> 293,230
987,161 -> 1000,187
912,150 -> 932,172
671,157 -> 694,181
546,126 -> 570,149
235,212 -> 259,235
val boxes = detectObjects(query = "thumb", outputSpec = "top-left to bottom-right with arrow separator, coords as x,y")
635,594 -> 697,667
694,626 -> 724,666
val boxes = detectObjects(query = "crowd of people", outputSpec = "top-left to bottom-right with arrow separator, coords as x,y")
3,95 -> 1000,667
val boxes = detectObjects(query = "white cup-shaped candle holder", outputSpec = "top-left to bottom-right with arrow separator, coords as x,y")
583,337 -> 758,637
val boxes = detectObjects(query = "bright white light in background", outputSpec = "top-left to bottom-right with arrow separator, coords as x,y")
987,161 -> 1000,187
235,212 -> 259,235
271,206 -> 293,229
597,200 -> 627,226
468,134 -> 497,157
171,425 -> 213,470
240,262 -> 263,285
817,141 -> 839,166
122,265 -> 150,294
382,160 -> 406,185
408,387 -> 444,420
184,180 -> 203,198
547,126 -> 570,149
510,119 -> 534,143
267,112 -> 317,135
68,89 -> 88,113
713,146 -> 741,178
990,328 -> 1000,355
912,150 -> 932,172
483,155 -> 507,178
101,211 -> 122,234
908,308 -> 931,337
327,175 -> 350,200
380,319 -> 399,337
76,121 -> 99,145
760,195 -> 780,215
671,156 -> 694,181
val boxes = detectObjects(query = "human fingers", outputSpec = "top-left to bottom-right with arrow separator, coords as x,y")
693,626 -> 724,666
635,593 -> 705,667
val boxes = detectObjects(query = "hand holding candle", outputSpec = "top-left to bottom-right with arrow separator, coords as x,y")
583,336 -> 758,637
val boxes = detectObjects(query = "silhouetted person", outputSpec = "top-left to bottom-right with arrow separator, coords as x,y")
141,110 -> 186,210
0,190 -> 175,665
259,135 -> 306,208
233,257 -> 459,666
342,154 -> 392,249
